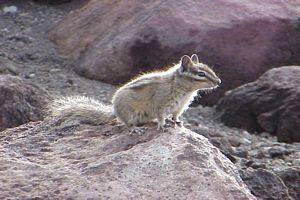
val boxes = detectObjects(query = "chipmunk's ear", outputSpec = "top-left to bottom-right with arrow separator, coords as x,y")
191,54 -> 199,63
180,55 -> 192,72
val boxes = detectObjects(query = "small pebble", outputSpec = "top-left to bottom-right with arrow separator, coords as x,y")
241,138 -> 251,145
67,79 -> 74,85
28,73 -> 36,78
234,149 -> 248,158
268,146 -> 289,158
251,162 -> 266,169
3,6 -> 18,14
228,136 -> 241,147
292,159 -> 300,166
1,28 -> 9,33
49,68 -> 61,73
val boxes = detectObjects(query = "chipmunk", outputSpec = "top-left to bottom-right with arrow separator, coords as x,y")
48,54 -> 221,130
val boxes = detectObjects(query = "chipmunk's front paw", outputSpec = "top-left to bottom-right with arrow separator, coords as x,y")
175,120 -> 183,127
171,118 -> 183,127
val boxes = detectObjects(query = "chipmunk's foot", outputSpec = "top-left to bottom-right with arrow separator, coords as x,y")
129,127 -> 147,135
165,118 -> 175,125
157,124 -> 166,132
158,122 -> 177,132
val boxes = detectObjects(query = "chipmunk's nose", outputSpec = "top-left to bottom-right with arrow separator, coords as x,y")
216,78 -> 221,85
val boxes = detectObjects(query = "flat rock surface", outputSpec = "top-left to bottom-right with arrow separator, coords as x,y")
0,120 -> 255,199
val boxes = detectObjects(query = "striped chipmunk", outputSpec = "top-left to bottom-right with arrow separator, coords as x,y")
48,54 -> 221,130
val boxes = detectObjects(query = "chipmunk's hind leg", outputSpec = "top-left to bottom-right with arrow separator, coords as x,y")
156,111 -> 168,131
126,111 -> 152,135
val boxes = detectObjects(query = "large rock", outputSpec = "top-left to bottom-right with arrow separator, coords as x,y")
240,169 -> 292,200
190,121 -> 300,199
277,168 -> 300,200
0,120 -> 255,199
49,0 -> 300,105
216,66 -> 300,143
0,75 -> 49,131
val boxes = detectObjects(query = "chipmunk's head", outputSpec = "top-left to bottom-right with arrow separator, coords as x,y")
177,54 -> 221,91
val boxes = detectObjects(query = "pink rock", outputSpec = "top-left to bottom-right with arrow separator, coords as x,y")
0,122 -> 256,199
50,0 -> 300,105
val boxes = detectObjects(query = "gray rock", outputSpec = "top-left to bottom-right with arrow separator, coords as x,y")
0,59 -> 20,75
0,75 -> 50,131
277,167 -> 300,200
234,148 -> 248,158
240,168 -> 292,200
192,127 -> 237,163
293,159 -> 300,166
3,6 -> 18,14
216,66 -> 300,143
268,146 -> 290,158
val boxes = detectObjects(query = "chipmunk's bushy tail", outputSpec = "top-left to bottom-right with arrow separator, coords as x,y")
48,96 -> 115,125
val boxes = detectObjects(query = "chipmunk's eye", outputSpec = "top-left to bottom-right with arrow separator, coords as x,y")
198,71 -> 206,77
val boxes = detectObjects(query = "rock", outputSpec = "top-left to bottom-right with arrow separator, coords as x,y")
49,0 -> 300,105
216,66 -> 300,143
3,6 -> 18,14
191,126 -> 237,163
0,75 -> 50,131
0,120 -> 255,199
248,162 -> 267,170
240,168 -> 292,200
277,167 -> 300,200
0,59 -> 20,75
268,146 -> 290,158
7,34 -> 34,44
49,68 -> 61,73
29,73 -> 36,78
293,159 -> 300,166
234,149 -> 248,158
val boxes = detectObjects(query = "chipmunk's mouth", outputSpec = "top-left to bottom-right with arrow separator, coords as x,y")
199,85 -> 219,94
210,77 -> 221,85
202,76 -> 221,86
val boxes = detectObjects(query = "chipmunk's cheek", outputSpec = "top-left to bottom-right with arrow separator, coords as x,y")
193,82 -> 204,90
199,82 -> 211,89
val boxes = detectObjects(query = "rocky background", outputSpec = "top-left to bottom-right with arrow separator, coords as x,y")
0,0 -> 299,199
